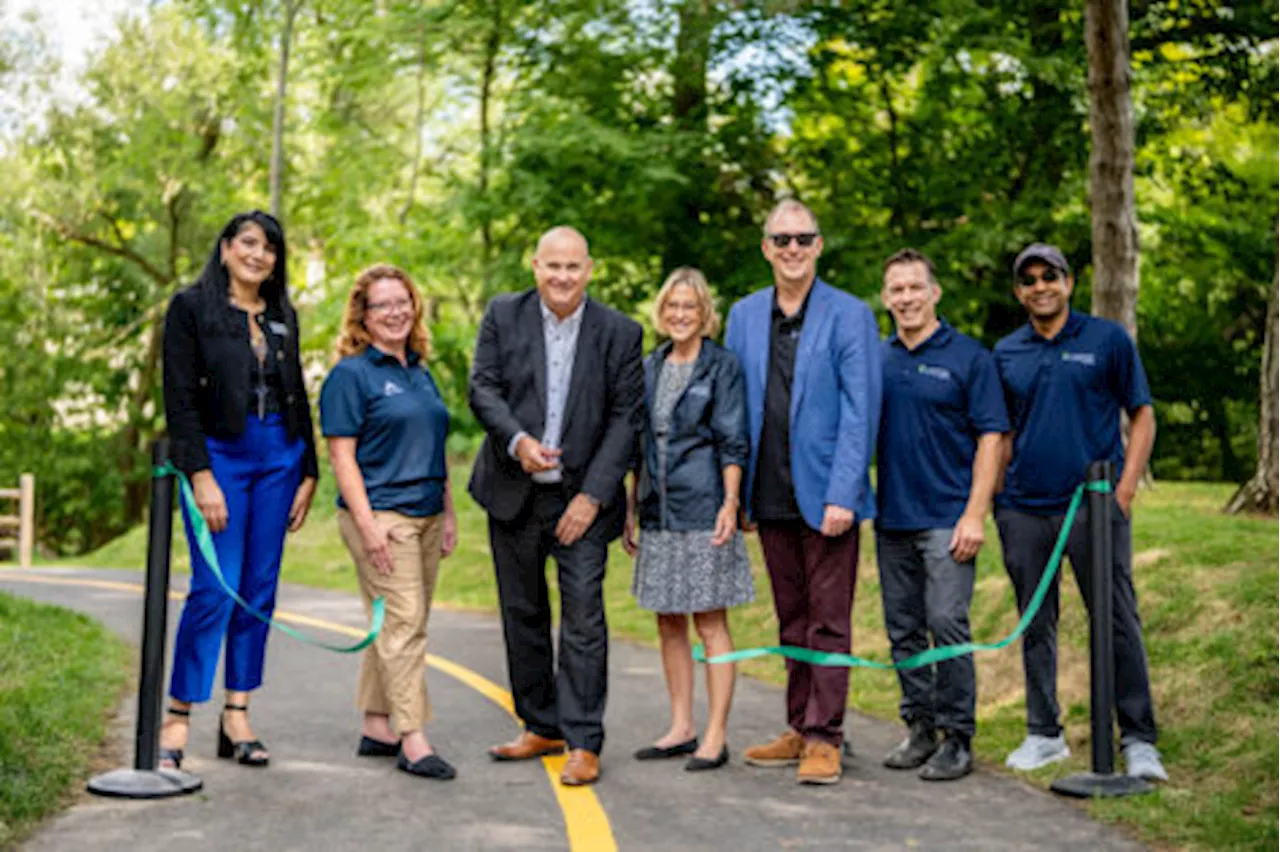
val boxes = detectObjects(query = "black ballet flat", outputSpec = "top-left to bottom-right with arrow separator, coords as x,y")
357,735 -> 401,758
685,745 -> 730,772
397,750 -> 456,780
633,738 -> 699,761
217,704 -> 269,767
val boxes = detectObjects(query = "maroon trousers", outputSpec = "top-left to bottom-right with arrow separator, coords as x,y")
757,520 -> 860,746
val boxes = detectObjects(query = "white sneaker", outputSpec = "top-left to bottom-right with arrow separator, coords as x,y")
1004,734 -> 1070,771
1122,741 -> 1168,782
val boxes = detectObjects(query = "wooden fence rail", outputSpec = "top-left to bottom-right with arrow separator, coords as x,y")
0,474 -> 35,568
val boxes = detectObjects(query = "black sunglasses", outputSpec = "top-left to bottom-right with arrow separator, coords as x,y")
1018,268 -> 1063,288
768,232 -> 820,249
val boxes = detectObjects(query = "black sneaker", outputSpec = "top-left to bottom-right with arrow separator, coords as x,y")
919,731 -> 972,781
883,720 -> 937,769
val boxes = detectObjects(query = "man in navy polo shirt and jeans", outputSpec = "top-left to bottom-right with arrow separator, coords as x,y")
994,242 -> 1166,782
876,248 -> 1009,781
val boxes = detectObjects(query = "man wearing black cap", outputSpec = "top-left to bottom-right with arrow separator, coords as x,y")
992,243 -> 1166,781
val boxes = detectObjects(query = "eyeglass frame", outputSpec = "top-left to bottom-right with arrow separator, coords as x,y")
365,297 -> 415,315
767,231 -> 821,249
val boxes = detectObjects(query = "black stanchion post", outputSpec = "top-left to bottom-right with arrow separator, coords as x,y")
88,439 -> 202,799
1088,460 -> 1117,776
1051,461 -> 1150,799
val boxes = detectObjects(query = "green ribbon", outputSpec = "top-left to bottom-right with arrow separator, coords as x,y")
155,461 -> 384,653
694,481 -> 1111,669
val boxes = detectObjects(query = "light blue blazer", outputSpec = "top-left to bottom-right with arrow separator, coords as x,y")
725,278 -> 882,530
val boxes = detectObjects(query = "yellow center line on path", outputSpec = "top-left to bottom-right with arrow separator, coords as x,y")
0,571 -> 618,852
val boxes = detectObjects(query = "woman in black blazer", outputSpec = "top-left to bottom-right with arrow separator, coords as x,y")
625,267 -> 752,772
158,210 -> 318,769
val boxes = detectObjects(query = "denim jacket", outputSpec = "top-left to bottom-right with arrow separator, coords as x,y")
637,339 -> 748,531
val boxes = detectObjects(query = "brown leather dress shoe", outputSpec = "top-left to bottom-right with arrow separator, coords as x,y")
743,730 -> 804,767
796,739 -> 842,785
559,749 -> 600,786
488,731 -> 567,762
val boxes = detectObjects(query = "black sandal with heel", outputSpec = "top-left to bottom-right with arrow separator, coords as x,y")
159,706 -> 190,770
218,704 -> 270,767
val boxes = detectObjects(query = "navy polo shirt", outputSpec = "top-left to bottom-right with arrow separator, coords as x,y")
876,322 -> 1010,531
319,346 -> 450,517
994,311 -> 1152,515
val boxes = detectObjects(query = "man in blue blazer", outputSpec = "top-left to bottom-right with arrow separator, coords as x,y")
725,199 -> 882,785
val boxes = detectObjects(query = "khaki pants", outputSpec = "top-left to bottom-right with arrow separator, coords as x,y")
338,509 -> 442,733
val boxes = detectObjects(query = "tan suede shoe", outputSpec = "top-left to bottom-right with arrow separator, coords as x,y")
743,730 -> 805,767
560,749 -> 600,786
796,739 -> 842,785
488,731 -> 566,762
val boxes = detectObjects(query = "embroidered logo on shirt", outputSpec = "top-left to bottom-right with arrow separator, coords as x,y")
1061,351 -> 1097,366
917,364 -> 953,382
383,380 -> 404,396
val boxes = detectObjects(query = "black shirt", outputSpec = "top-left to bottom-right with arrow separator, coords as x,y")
247,310 -> 286,417
753,286 -> 812,521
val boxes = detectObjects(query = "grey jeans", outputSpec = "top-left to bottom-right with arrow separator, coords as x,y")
875,528 -> 976,737
995,503 -> 1157,744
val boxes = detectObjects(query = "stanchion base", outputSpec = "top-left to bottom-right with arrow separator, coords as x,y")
1051,772 -> 1152,799
87,767 -> 203,799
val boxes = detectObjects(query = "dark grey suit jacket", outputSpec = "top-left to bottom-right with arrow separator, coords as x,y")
467,290 -> 644,540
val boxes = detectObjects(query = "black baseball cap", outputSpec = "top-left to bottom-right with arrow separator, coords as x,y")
1013,243 -> 1071,277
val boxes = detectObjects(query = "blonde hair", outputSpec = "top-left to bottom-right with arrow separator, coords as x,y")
652,267 -> 721,338
332,264 -> 432,363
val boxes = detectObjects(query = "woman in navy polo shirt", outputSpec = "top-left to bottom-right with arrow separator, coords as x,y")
320,264 -> 458,781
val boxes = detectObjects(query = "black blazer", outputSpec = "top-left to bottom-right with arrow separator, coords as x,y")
162,284 -> 319,479
637,339 -> 749,531
467,290 -> 644,540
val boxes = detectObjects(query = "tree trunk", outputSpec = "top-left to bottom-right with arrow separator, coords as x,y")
662,1 -> 713,274
477,0 -> 502,299
1085,0 -> 1139,338
399,26 -> 430,225
270,0 -> 303,220
1225,263 -> 1279,515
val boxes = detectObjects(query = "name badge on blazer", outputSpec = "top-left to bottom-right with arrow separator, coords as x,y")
267,321 -> 289,337
686,383 -> 711,399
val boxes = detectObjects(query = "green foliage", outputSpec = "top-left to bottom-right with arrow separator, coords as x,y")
0,0 -> 1274,557
0,592 -> 130,848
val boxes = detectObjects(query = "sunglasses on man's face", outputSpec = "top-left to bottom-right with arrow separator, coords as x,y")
1018,268 -> 1063,288
768,232 -> 820,249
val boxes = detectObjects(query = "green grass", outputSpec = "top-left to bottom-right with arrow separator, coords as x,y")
74,467 -> 1278,851
0,592 -> 131,850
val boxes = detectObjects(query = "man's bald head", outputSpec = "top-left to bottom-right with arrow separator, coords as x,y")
532,226 -> 593,320
535,226 -> 590,259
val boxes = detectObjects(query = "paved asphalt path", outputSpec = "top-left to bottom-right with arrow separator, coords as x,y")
1,567 -> 1144,852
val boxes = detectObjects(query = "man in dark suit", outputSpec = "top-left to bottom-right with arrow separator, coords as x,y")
468,226 -> 644,786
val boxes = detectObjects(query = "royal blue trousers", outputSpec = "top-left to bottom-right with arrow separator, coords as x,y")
169,414 -> 304,703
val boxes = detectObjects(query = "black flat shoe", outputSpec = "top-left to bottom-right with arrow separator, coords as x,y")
357,735 -> 401,758
634,738 -> 698,760
218,704 -> 269,767
397,750 -> 456,780
685,746 -> 730,772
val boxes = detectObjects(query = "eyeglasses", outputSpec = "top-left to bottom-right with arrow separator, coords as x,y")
768,232 -> 820,249
366,298 -> 413,315
1017,268 -> 1063,288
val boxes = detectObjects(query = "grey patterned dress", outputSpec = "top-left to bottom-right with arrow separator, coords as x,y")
632,359 -> 754,614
